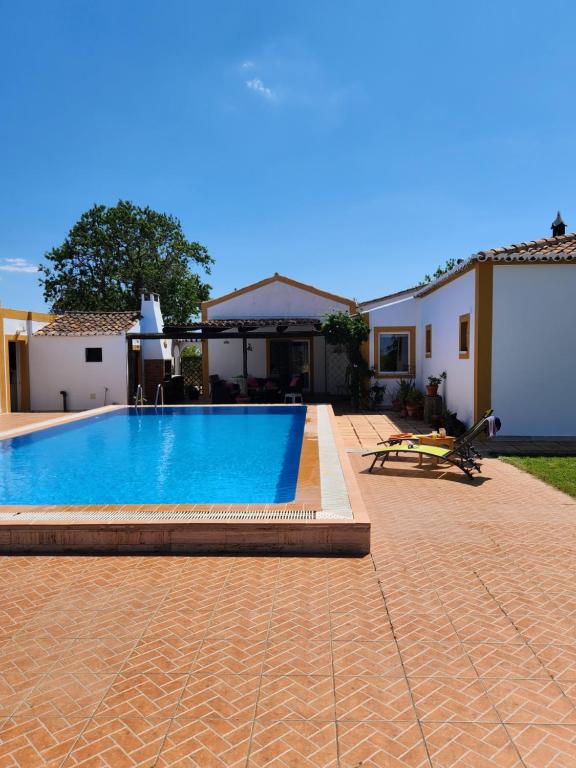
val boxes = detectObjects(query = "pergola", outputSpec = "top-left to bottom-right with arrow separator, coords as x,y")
127,317 -> 325,381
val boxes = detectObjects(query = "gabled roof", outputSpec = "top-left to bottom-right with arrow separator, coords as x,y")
416,230 -> 576,297
34,311 -> 141,337
359,285 -> 420,310
202,274 -> 356,313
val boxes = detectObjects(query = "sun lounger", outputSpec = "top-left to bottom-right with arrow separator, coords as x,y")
363,411 -> 498,479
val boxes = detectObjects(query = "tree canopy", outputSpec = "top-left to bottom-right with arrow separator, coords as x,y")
418,257 -> 464,286
39,200 -> 213,324
322,310 -> 370,409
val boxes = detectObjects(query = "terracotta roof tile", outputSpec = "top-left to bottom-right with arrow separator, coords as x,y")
34,311 -> 141,336
416,230 -> 576,296
165,318 -> 323,331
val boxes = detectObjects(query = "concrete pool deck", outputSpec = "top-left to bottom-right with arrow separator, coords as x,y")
0,405 -> 370,555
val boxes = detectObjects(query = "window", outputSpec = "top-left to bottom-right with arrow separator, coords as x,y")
459,314 -> 470,359
376,331 -> 410,374
85,347 -> 103,363
425,324 -> 432,358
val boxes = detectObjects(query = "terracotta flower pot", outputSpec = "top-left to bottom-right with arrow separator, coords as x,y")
406,405 -> 418,418
426,385 -> 438,397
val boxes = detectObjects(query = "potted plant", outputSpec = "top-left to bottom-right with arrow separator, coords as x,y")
406,387 -> 424,418
369,381 -> 386,410
397,378 -> 416,417
426,371 -> 447,397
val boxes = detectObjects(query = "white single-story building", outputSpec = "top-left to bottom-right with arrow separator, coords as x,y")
198,273 -> 356,398
361,225 -> 576,436
27,293 -> 171,411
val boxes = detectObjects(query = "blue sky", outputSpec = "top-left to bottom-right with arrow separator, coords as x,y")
1,0 -> 575,311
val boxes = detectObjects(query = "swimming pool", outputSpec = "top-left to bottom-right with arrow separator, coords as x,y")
0,406 -> 307,505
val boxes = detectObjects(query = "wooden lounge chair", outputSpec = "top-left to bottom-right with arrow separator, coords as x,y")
363,411 -> 499,479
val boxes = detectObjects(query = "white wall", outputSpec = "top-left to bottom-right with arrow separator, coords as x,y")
207,280 -> 351,319
29,335 -> 129,411
420,269 -> 476,426
205,279 -> 351,393
492,264 -> 576,435
365,295 -> 420,401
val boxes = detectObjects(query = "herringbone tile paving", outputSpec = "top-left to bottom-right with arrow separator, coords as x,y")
3,410 -> 576,764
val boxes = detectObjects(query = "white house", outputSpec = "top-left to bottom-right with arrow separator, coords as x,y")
199,274 -> 356,398
28,293 -> 170,411
362,224 -> 576,436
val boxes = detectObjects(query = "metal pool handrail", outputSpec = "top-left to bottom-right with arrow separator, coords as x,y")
134,384 -> 144,407
154,383 -> 164,408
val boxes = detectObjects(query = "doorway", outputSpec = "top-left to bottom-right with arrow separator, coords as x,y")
7,339 -> 29,412
268,339 -> 312,391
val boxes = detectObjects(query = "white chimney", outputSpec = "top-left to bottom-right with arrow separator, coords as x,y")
140,292 -> 171,361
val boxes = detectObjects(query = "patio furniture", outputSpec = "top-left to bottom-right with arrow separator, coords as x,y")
363,411 -> 499,480
376,409 -> 494,447
284,392 -> 303,404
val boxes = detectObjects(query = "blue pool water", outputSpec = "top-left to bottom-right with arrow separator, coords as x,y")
0,406 -> 307,505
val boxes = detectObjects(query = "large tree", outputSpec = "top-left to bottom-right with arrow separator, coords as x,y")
39,200 -> 213,323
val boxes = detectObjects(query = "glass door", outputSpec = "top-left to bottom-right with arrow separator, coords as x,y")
268,339 -> 311,391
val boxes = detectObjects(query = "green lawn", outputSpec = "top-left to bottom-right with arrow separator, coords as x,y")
502,456 -> 576,499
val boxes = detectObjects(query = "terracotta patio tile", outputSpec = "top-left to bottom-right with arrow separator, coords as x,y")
160,586 -> 223,613
333,641 -> 404,677
410,678 -> 499,723
264,640 -> 332,676
52,638 -> 137,674
95,672 -> 187,719
0,673 -> 44,718
157,717 -> 251,766
507,724 -> 576,767
514,614 -> 576,646
392,612 -> 460,644
385,589 -> 445,617
177,674 -> 260,720
423,722 -> 522,767
122,634 -> 202,674
257,675 -> 335,721
268,611 -> 331,642
145,608 -> 213,641
16,672 -> 115,718
338,721 -> 429,768
450,610 -> 524,644
329,589 -> 384,613
331,611 -> 395,642
249,720 -> 338,767
15,610 -> 95,641
399,641 -> 478,679
532,645 -> 576,681
0,637 -> 70,676
485,679 -> 576,724
0,716 -> 88,767
194,639 -> 267,676
206,608 -> 271,643
63,717 -> 170,767
335,675 -> 416,721
465,643 -> 550,679
84,609 -> 154,640
273,591 -> 330,614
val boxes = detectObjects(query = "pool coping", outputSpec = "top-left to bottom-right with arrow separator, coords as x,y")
0,404 -> 370,555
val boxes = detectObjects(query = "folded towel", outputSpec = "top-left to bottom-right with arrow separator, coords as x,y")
486,415 -> 501,438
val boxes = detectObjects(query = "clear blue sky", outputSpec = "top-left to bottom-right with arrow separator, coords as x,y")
1,0 -> 575,312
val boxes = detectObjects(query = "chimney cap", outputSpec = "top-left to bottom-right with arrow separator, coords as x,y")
551,211 -> 566,237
